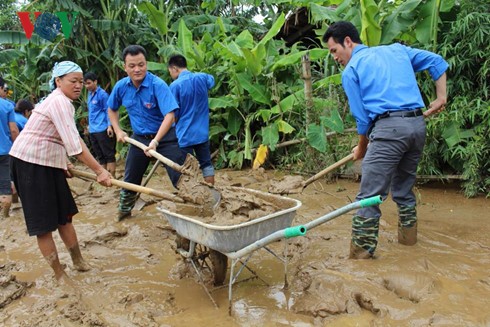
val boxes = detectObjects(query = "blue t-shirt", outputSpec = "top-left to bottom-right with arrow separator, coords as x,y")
87,86 -> 110,133
0,98 -> 16,155
14,112 -> 28,132
107,72 -> 179,135
170,70 -> 215,147
342,43 -> 448,135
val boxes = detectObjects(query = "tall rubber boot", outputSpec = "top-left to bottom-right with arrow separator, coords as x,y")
350,215 -> 379,259
68,243 -> 90,272
44,251 -> 66,279
349,241 -> 373,259
398,205 -> 417,246
116,190 -> 137,222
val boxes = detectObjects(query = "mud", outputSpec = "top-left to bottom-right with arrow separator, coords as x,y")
159,186 -> 291,226
176,154 -> 216,208
268,175 -> 305,194
0,165 -> 489,326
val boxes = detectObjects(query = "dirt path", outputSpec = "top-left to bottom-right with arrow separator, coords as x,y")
0,167 -> 489,326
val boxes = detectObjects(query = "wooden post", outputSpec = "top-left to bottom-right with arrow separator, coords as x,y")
302,52 -> 313,132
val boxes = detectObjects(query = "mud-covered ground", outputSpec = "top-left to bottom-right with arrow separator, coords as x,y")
0,163 -> 489,326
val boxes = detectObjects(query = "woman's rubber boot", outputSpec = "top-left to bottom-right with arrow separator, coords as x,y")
44,251 -> 66,280
350,215 -> 379,259
68,243 -> 91,272
398,205 -> 417,246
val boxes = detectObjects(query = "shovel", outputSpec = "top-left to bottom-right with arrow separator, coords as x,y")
69,169 -> 184,203
133,160 -> 160,211
124,136 -> 221,208
269,153 -> 354,194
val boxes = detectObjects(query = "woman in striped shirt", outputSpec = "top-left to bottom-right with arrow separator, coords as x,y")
10,61 -> 112,281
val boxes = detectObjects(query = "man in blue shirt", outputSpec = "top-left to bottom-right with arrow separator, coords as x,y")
0,97 -> 19,217
14,99 -> 34,132
108,45 -> 186,221
168,54 -> 216,184
83,72 -> 116,177
323,21 -> 448,259
0,77 -> 16,106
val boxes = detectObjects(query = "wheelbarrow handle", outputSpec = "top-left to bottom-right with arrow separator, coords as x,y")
124,136 -> 184,173
226,195 -> 383,260
69,169 -> 184,203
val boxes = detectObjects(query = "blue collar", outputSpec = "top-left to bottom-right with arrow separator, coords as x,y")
125,72 -> 152,89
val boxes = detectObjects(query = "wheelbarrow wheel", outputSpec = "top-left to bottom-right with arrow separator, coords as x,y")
209,250 -> 227,286
175,235 -> 228,286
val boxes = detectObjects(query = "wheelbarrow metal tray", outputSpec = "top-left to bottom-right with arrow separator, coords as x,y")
157,187 -> 301,253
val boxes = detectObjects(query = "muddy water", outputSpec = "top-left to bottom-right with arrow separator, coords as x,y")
0,167 -> 489,326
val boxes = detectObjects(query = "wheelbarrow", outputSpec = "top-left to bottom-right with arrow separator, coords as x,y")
157,186 -> 382,314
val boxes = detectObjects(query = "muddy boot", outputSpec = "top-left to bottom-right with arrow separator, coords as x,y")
68,243 -> 90,272
116,190 -> 137,222
1,195 -> 11,218
45,251 -> 66,280
115,210 -> 131,222
349,241 -> 373,259
398,222 -> 418,246
350,215 -> 379,259
398,205 -> 417,246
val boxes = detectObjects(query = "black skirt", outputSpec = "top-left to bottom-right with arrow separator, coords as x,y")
10,157 -> 78,236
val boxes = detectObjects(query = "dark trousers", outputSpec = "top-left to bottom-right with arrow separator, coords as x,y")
124,127 -> 186,189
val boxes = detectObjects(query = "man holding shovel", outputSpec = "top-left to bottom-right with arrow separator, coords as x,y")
108,45 -> 186,222
168,54 -> 216,185
323,21 -> 448,259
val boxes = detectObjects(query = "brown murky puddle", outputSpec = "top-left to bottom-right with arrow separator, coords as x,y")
0,166 -> 489,326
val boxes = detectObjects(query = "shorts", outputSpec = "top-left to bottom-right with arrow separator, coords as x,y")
0,155 -> 11,195
10,157 -> 78,236
89,131 -> 116,164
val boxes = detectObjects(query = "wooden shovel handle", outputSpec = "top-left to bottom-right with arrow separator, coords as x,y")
124,136 -> 184,173
303,153 -> 354,187
69,169 -> 184,203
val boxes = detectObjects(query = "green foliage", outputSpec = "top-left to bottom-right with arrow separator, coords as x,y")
419,0 -> 490,197
0,0 -> 20,31
0,0 -> 488,196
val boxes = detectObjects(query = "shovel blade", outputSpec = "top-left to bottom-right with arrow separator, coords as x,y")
134,197 -> 147,211
210,187 -> 221,209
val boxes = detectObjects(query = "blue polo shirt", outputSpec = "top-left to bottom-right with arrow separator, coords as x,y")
0,98 -> 16,155
107,72 -> 179,135
14,112 -> 28,132
170,70 -> 214,147
342,43 -> 448,135
87,86 -> 110,133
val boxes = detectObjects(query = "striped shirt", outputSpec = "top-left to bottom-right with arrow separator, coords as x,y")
10,88 -> 82,169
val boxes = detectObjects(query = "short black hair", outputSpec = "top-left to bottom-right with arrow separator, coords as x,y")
322,21 -> 362,45
83,72 -> 97,82
168,54 -> 187,69
122,45 -> 147,62
0,76 -> 5,88
15,99 -> 34,113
